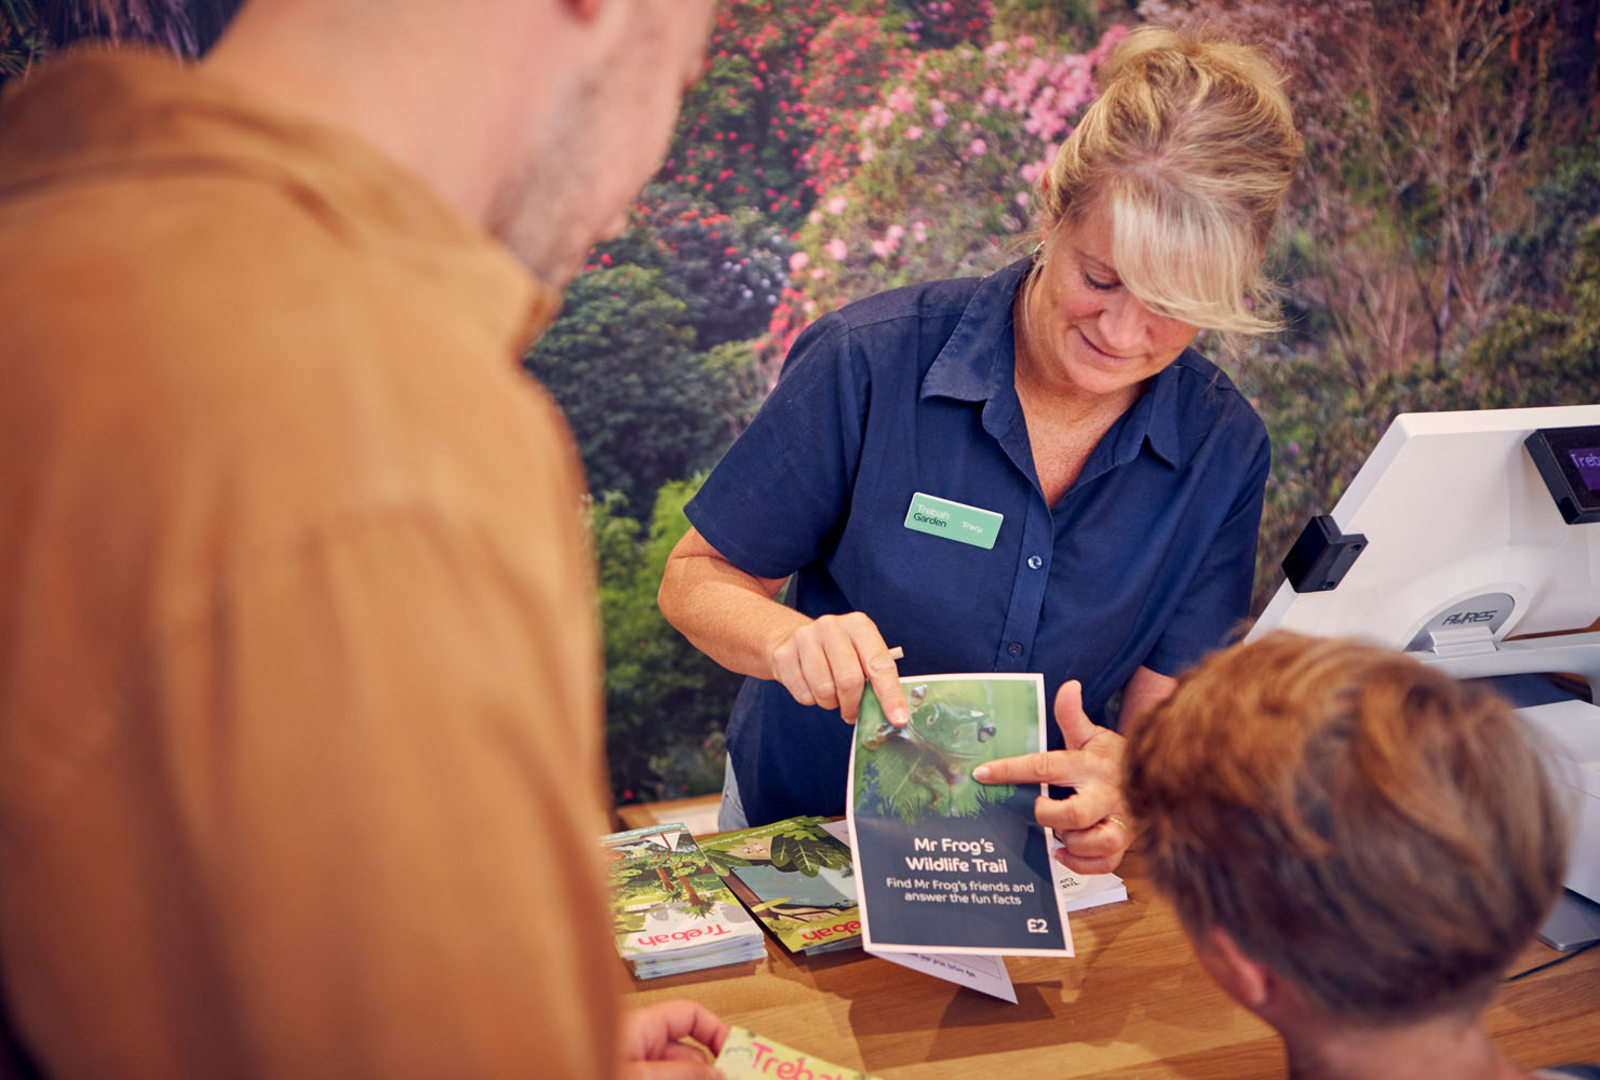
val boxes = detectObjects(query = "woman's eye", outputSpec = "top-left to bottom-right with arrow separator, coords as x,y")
1083,271 -> 1118,291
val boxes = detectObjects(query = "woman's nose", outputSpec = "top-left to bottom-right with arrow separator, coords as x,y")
1098,293 -> 1148,354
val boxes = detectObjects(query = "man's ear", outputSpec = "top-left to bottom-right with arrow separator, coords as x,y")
1203,925 -> 1272,1010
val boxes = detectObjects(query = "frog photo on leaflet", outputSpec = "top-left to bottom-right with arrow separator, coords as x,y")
854,680 -> 1031,824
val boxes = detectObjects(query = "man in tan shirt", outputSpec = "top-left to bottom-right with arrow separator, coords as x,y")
0,1 -> 721,1076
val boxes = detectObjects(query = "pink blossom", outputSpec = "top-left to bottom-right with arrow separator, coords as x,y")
789,251 -> 810,274
826,237 -> 849,261
1016,191 -> 1031,207
886,224 -> 906,241
969,138 -> 987,156
929,99 -> 949,128
905,125 -> 924,141
827,195 -> 848,215
887,85 -> 916,113
810,268 -> 828,280
871,239 -> 891,259
912,221 -> 929,244
808,210 -> 824,225
1088,24 -> 1131,66
860,139 -> 877,163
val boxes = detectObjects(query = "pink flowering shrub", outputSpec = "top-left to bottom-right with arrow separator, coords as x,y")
898,0 -> 996,48
793,12 -> 920,199
767,23 -> 1130,369
654,0 -> 858,226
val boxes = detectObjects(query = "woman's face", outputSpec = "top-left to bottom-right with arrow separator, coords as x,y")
1023,207 -> 1201,402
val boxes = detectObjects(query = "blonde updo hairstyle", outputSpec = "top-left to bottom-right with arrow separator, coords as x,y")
1035,25 -> 1303,344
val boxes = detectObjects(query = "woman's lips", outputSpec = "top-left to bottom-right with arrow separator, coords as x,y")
1079,330 -> 1133,362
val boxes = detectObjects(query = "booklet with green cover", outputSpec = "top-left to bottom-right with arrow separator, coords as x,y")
848,673 -> 1072,957
600,822 -> 766,979
699,816 -> 861,955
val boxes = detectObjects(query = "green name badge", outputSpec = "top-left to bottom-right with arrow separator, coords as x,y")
903,492 -> 1003,550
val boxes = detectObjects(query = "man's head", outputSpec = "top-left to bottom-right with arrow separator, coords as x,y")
486,0 -> 715,286
203,0 -> 714,289
1124,631 -> 1569,1029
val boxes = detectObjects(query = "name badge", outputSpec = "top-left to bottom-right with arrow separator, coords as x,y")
903,492 -> 1003,550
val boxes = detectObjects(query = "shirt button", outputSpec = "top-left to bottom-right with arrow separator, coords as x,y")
1007,642 -> 1024,657
1027,555 -> 1043,570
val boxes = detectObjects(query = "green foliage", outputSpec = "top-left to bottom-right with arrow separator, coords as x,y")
0,0 -> 43,81
594,188 -> 794,350
523,266 -> 758,517
991,0 -> 1103,44
593,478 -> 744,806
1505,144 -> 1600,309
770,828 -> 852,877
1241,218 -> 1600,611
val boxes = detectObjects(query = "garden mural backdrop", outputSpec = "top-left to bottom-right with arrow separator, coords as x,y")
5,0 -> 1598,806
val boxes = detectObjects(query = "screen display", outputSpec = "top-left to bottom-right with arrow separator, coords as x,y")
1570,448 -> 1600,492
1527,425 -> 1600,523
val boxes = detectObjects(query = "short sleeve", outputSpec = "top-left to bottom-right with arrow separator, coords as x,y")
686,313 -> 870,579
1143,421 -> 1271,676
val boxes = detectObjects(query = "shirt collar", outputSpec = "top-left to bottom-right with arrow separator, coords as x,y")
0,45 -> 555,356
920,255 -> 1187,470
921,256 -> 1030,405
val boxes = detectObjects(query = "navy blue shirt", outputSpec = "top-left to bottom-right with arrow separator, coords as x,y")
687,258 -> 1270,825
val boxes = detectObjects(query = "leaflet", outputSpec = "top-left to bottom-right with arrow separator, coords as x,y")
848,673 -> 1072,957
798,818 -> 1015,1000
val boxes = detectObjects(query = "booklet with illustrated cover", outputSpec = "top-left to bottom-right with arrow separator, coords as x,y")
716,1025 -> 882,1080
600,823 -> 766,979
848,674 -> 1073,957
698,817 -> 862,955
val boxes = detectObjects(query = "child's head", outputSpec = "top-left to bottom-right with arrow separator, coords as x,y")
1125,631 -> 1569,1024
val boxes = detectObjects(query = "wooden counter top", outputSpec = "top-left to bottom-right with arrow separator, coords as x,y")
622,851 -> 1600,1078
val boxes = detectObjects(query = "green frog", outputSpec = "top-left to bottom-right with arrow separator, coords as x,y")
863,684 -> 998,807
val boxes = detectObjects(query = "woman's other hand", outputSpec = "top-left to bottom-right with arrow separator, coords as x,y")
973,679 -> 1133,874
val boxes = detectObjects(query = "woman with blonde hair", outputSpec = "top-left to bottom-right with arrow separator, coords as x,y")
659,26 -> 1303,862
1122,630 -> 1578,1080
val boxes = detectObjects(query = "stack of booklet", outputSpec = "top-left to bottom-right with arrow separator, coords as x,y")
601,823 -> 766,979
1055,858 -> 1129,913
699,816 -> 861,956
